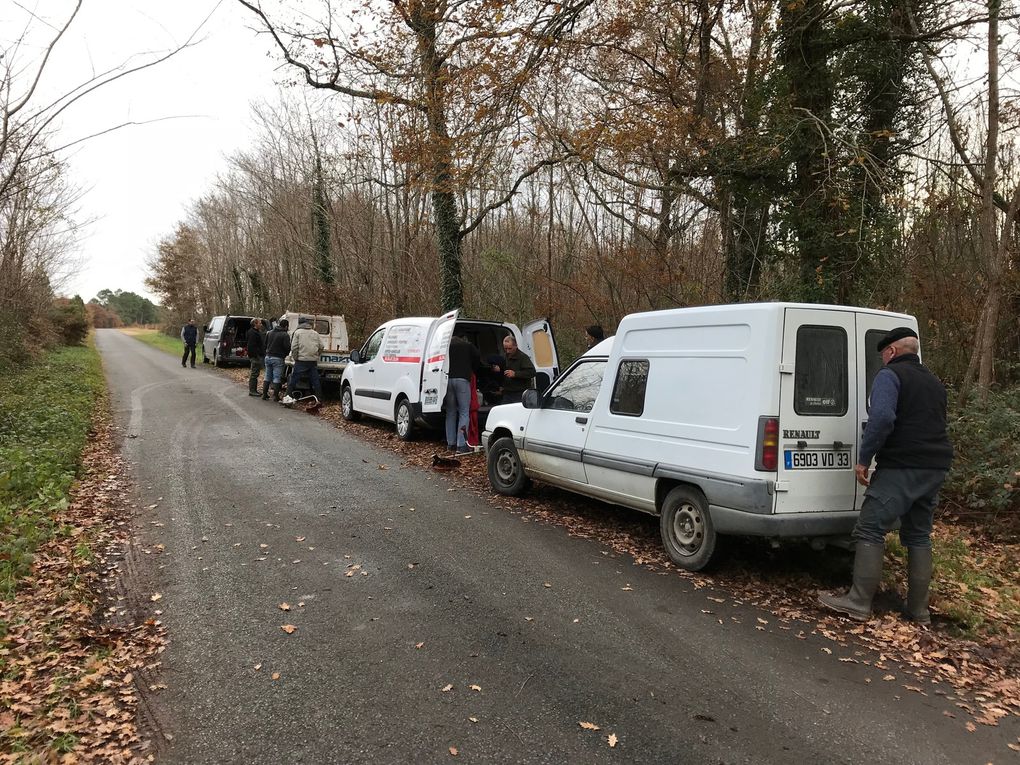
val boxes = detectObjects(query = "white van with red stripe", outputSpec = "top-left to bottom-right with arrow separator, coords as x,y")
340,310 -> 558,440
482,302 -> 916,570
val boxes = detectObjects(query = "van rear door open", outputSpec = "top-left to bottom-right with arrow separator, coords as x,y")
777,308 -> 858,514
420,310 -> 459,413
853,313 -> 915,509
522,318 -> 559,391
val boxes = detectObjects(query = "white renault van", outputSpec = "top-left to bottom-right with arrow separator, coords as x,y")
482,302 -> 916,570
340,309 -> 558,439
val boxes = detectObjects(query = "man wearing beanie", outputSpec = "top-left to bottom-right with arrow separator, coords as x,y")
820,326 -> 953,624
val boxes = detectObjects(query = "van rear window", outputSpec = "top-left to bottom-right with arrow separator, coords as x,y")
794,326 -> 848,416
610,360 -> 649,416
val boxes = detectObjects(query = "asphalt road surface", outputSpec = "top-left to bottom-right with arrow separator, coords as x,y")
96,329 -> 1015,764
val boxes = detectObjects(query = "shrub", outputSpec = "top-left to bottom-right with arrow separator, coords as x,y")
52,296 -> 89,346
943,386 -> 1020,525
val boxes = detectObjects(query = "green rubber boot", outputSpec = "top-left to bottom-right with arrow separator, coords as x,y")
819,542 -> 885,621
903,546 -> 933,625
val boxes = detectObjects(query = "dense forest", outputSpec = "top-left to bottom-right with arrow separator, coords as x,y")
140,0 -> 1018,395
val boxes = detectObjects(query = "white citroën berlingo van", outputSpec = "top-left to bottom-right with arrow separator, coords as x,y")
482,302 -> 917,570
340,309 -> 558,439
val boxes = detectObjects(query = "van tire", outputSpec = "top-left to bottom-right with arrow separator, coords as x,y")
487,437 -> 529,496
395,398 -> 415,441
341,386 -> 360,421
660,486 -> 717,571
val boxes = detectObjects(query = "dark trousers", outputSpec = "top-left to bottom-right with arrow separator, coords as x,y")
289,361 -> 322,398
182,344 -> 196,367
248,357 -> 264,392
853,467 -> 947,548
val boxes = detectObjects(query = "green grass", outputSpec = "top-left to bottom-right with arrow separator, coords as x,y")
121,327 -> 185,357
0,343 -> 105,595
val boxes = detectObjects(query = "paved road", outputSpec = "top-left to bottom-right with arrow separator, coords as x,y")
96,329 -> 1013,764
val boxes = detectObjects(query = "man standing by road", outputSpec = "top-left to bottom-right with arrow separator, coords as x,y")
247,319 -> 266,397
180,318 -> 198,368
288,318 -> 324,410
819,327 -> 953,624
262,318 -> 290,401
498,335 -> 536,405
445,333 -> 482,453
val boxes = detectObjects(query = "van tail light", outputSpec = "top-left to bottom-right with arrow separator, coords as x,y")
756,416 -> 779,472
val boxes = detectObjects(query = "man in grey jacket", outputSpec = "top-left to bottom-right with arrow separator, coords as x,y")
287,318 -> 324,407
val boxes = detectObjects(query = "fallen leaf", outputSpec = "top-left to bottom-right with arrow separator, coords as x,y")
415,642 -> 425,649
821,647 -> 832,655
608,733 -> 618,748
296,536 -> 306,542
279,603 -> 291,611
271,672 -> 280,681
281,625 -> 297,634
965,721 -> 976,732
883,674 -> 895,681
254,663 -> 262,671
579,721 -> 601,731
468,717 -> 478,724
442,684 -> 454,692
449,747 -> 458,756
470,684 -> 482,692
150,593 -> 162,602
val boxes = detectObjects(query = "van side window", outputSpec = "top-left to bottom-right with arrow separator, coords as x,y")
610,360 -> 650,416
864,329 -> 886,410
210,317 -> 224,334
362,329 -> 385,361
794,326 -> 848,416
544,360 -> 606,413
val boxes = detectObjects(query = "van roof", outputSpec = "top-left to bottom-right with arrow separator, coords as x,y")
619,302 -> 914,324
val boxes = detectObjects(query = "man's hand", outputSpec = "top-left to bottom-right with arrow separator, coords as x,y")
504,370 -> 516,378
854,464 -> 870,487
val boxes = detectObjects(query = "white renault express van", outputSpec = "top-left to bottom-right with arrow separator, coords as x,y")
482,302 -> 915,570
340,310 -> 558,439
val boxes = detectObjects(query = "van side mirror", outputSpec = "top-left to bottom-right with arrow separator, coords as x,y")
202,326 -> 209,333
350,349 -> 362,364
522,389 -> 540,409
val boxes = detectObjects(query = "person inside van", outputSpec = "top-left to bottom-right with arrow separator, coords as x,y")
499,335 -> 536,405
584,324 -> 605,348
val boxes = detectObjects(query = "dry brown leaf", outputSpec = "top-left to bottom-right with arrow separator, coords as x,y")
441,683 -> 454,692
883,674 -> 895,681
253,663 -> 262,671
608,733 -> 618,748
271,672 -> 281,681
448,747 -> 458,756
965,721 -> 976,732
579,721 -> 601,731
149,593 -> 162,602
279,603 -> 291,611
468,717 -> 479,724
281,624 -> 297,634
470,684 -> 482,692
415,642 -> 425,649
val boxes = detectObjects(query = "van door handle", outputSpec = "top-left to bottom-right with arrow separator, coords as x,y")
368,368 -> 375,373
575,416 -> 588,425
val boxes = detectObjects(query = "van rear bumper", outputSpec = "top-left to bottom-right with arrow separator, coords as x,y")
710,507 -> 858,538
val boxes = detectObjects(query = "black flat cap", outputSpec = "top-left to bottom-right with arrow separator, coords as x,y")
876,326 -> 918,352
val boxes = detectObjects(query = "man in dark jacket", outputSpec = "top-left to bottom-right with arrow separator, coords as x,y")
445,334 -> 482,452
820,327 -> 953,624
180,319 -> 198,368
499,335 -> 536,404
247,319 -> 267,396
262,319 -> 290,401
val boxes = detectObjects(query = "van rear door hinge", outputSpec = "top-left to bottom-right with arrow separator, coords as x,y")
779,363 -> 794,374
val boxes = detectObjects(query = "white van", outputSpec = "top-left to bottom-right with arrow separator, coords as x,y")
340,309 -> 558,439
275,312 -> 350,384
482,302 -> 916,570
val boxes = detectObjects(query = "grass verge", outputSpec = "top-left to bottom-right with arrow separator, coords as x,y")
119,326 -> 184,357
0,342 -> 105,595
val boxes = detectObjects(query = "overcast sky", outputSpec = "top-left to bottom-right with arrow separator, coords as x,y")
25,0 -> 283,303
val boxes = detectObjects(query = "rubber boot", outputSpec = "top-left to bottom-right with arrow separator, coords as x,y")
903,546 -> 933,625
271,383 -> 282,402
261,379 -> 271,400
818,542 -> 885,621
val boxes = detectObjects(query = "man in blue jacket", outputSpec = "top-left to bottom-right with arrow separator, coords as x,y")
820,327 -> 953,624
180,318 -> 198,368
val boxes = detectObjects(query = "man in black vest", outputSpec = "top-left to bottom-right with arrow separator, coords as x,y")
180,318 -> 198,368
820,327 -> 953,624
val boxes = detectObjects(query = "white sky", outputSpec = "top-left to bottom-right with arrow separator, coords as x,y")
18,0 -> 284,303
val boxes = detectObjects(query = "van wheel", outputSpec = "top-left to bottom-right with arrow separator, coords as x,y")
395,398 -> 415,440
487,437 -> 529,496
341,386 -> 360,422
660,486 -> 717,571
